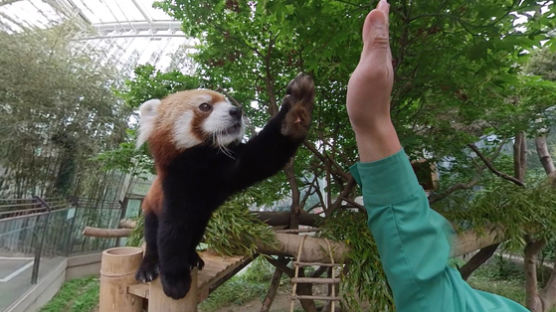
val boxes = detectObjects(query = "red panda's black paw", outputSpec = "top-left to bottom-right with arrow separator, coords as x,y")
161,272 -> 192,299
190,252 -> 205,271
135,261 -> 159,283
281,74 -> 315,140
286,73 -> 315,106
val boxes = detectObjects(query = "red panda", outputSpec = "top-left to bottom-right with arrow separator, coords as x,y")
135,74 -> 314,299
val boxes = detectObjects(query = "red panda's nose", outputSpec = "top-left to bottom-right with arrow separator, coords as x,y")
229,107 -> 242,119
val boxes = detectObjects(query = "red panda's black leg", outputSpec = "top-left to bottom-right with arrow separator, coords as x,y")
135,212 -> 159,283
157,216 -> 193,299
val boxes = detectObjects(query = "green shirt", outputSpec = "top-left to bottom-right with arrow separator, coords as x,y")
350,149 -> 529,312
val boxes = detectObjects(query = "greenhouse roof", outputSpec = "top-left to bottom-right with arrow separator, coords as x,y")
0,0 -> 194,72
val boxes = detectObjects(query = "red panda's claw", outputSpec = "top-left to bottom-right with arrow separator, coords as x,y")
135,262 -> 159,283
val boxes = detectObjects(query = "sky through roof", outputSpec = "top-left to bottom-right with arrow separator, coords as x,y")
0,0 -> 194,73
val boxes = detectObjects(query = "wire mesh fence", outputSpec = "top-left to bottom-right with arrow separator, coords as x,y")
0,196 -> 126,310
0,198 -> 123,257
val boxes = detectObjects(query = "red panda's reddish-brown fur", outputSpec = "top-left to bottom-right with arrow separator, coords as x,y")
142,176 -> 163,215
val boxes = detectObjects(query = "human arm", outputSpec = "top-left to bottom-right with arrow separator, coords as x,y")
346,0 -> 400,162
346,1 -> 529,311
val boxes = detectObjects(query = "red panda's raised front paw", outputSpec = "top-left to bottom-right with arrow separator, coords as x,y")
281,73 -> 315,140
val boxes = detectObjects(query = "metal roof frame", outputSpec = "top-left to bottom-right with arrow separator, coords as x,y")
0,0 -> 193,72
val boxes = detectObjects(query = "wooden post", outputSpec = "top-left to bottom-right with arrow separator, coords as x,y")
99,247 -> 143,312
149,269 -> 198,312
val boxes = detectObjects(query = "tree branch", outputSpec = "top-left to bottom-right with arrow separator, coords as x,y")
260,258 -> 286,312
303,141 -> 351,182
467,144 -> 525,187
329,177 -> 356,214
428,178 -> 479,203
458,243 -> 499,280
264,255 -> 294,277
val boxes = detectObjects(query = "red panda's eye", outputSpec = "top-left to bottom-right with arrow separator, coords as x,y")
199,103 -> 212,112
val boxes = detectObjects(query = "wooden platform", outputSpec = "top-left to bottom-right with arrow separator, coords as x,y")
128,251 -> 254,303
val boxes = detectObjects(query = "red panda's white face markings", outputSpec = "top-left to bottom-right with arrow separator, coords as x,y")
136,90 -> 245,155
201,99 -> 245,147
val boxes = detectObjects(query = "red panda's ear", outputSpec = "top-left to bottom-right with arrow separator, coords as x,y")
137,99 -> 161,149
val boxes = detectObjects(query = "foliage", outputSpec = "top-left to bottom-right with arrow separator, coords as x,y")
202,192 -> 278,256
94,130 -> 155,176
126,214 -> 145,247
40,276 -> 99,312
449,178 -> 556,249
96,65 -> 201,175
468,256 -> 556,312
525,46 -> 556,81
0,22 -> 128,198
320,210 -> 394,311
116,64 -> 202,109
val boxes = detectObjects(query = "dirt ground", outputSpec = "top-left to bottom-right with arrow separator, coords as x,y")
208,289 -> 302,312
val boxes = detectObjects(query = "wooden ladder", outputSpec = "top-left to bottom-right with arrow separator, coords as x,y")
289,235 -> 342,312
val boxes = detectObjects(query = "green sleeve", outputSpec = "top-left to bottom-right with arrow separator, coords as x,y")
350,149 -> 529,312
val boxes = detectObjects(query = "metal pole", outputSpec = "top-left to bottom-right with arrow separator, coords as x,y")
31,196 -> 51,284
64,205 -> 77,256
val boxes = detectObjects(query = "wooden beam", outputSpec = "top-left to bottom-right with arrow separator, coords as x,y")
451,226 -> 505,257
253,211 -> 322,227
257,233 -> 349,263
83,226 -> 132,238
86,220 -> 504,262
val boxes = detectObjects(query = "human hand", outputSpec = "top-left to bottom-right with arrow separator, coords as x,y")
346,0 -> 400,162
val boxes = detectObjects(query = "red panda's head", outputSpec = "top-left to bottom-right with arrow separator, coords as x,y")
136,89 -> 245,165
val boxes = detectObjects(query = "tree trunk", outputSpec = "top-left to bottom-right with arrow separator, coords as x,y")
285,161 -> 301,230
296,269 -> 318,312
260,267 -> 283,312
526,135 -> 556,312
253,211 -> 321,227
524,238 -> 545,312
514,132 -> 527,182
535,135 -> 556,175
539,266 -> 556,311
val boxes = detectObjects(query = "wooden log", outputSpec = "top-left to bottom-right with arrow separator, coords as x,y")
257,233 -> 349,263
253,211 -> 322,227
119,218 -> 138,229
148,269 -> 198,312
83,226 -> 132,238
451,226 -> 505,257
99,247 -> 143,312
258,227 -> 504,263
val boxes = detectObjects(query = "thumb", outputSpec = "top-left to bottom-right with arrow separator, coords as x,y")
361,1 -> 390,55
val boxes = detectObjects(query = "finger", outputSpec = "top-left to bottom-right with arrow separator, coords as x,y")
362,0 -> 390,38
361,9 -> 389,58
377,0 -> 390,23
